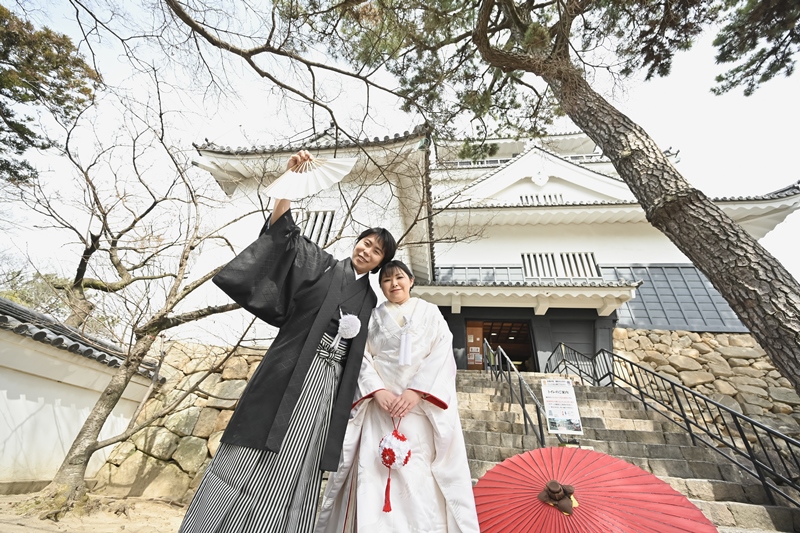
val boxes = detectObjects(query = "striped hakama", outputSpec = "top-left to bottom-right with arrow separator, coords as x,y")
180,333 -> 347,533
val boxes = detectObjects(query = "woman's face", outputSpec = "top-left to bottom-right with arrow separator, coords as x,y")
351,234 -> 385,274
381,268 -> 413,305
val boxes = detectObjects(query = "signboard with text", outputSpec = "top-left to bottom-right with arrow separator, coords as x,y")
541,379 -> 583,436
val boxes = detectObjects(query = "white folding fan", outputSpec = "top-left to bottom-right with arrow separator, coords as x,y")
262,157 -> 358,200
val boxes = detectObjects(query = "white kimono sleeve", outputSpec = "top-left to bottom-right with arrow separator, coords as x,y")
407,310 -> 456,410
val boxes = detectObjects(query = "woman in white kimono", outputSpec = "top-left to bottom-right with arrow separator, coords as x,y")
316,260 -> 480,533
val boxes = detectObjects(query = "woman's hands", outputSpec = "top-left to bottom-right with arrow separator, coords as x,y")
373,390 -> 397,414
372,389 -> 424,418
389,389 -> 423,418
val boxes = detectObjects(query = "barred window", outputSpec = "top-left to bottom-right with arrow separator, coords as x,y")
298,210 -> 335,247
435,265 -> 525,283
522,252 -> 601,281
519,194 -> 564,206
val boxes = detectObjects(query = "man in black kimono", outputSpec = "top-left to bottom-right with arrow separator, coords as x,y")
180,150 -> 397,533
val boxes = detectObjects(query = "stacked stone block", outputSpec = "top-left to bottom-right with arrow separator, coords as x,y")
613,328 -> 800,439
92,341 -> 264,503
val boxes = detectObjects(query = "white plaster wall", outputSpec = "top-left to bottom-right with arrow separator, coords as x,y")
0,333 -> 147,483
435,221 -> 690,267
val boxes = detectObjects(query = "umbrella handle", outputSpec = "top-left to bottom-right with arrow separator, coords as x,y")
537,480 -> 576,515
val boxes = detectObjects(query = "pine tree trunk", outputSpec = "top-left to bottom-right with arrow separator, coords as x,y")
39,336 -> 156,515
472,0 -> 800,390
549,72 -> 800,388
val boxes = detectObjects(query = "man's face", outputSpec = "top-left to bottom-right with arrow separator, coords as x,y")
351,234 -> 385,274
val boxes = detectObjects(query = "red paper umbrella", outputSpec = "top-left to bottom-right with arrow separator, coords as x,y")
473,447 -> 718,533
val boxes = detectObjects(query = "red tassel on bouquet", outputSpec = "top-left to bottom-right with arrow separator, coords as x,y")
383,472 -> 392,512
378,418 -> 411,513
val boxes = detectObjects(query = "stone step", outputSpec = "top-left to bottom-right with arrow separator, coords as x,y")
457,377 -> 644,400
461,417 -> 526,434
577,406 -> 654,420
691,500 -> 800,532
614,454 -> 732,481
573,426 -> 695,445
456,386 -> 508,396
456,376 -> 634,399
469,459 -> 499,480
466,443 -> 523,463
457,401 -> 656,425
717,528 -> 787,533
462,430 -> 540,449
459,408 -> 521,423
463,432 -> 726,465
464,444 -> 746,485
457,388 -> 640,405
457,395 -> 652,417
577,397 -> 648,410
460,418 -> 694,445
661,476 -> 768,506
573,439 -> 722,464
570,416 -> 670,432
459,405 -> 673,433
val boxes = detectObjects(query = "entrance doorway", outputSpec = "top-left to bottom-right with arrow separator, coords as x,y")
466,320 -> 536,371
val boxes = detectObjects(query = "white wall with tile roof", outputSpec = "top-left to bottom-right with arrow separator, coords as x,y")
0,331 -> 149,487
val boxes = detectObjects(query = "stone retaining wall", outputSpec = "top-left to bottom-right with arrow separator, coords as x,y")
613,328 -> 800,437
93,341 -> 263,503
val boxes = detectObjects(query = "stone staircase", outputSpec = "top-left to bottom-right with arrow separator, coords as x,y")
458,370 -> 800,532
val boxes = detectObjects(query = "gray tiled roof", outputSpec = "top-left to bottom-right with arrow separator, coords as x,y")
716,181 -> 800,201
0,297 -> 159,380
440,180 -> 800,209
194,125 -> 428,156
439,199 -> 638,209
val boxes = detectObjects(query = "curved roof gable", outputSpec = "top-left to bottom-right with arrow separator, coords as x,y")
434,142 -> 635,206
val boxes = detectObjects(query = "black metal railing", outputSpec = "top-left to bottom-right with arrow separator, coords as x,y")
544,343 -> 800,507
543,343 -> 594,385
482,339 -> 553,447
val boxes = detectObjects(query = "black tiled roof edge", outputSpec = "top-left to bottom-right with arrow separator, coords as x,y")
193,124 -> 429,156
437,181 -> 800,209
0,296 -> 159,380
437,199 -> 640,209
422,279 -> 642,288
721,180 -> 800,202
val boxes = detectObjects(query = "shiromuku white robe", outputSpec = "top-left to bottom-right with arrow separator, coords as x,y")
315,298 -> 480,533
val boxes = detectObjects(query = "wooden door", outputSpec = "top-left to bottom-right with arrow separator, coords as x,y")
466,321 -> 484,370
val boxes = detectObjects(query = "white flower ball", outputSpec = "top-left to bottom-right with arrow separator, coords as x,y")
379,430 -> 412,470
338,313 -> 361,340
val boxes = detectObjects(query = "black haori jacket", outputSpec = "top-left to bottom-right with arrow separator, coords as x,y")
212,209 -> 376,471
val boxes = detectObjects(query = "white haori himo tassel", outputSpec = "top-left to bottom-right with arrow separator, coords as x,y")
330,309 -> 361,348
398,319 -> 414,366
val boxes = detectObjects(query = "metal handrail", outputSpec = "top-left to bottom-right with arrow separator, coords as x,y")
543,343 -> 597,384
545,344 -> 800,507
482,339 -> 554,447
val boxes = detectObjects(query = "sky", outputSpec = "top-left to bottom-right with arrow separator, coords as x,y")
5,5 -> 800,285
600,33 -> 800,279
